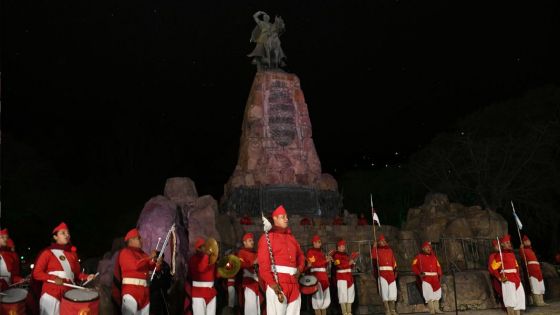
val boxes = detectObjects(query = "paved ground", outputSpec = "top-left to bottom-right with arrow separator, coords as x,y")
435,300 -> 560,314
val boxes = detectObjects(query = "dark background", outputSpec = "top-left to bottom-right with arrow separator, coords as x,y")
2,1 -> 560,260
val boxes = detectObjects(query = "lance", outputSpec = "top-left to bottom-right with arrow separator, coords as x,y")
369,193 -> 382,298
496,236 -> 505,278
261,212 -> 284,303
511,201 -> 533,294
150,224 -> 175,282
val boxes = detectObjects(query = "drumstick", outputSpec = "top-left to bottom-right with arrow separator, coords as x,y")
47,280 -> 89,290
0,292 -> 6,296
155,237 -> 162,251
82,272 -> 100,286
8,278 -> 30,287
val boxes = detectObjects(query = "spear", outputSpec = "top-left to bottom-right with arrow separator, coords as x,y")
511,201 -> 533,294
150,224 -> 175,282
369,193 -> 382,298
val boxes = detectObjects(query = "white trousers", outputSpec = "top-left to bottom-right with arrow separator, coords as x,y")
122,294 -> 150,315
337,280 -> 355,304
311,283 -> 331,310
529,276 -> 546,294
502,282 -> 526,310
40,293 -> 60,315
227,286 -> 236,307
192,296 -> 216,315
422,281 -> 441,302
244,287 -> 261,315
265,286 -> 301,315
379,277 -> 397,302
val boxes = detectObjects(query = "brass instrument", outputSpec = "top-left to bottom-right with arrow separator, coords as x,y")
217,254 -> 241,278
205,237 -> 219,265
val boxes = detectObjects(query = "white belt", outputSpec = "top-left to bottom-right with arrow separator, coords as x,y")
310,268 -> 326,273
227,278 -> 235,283
243,269 -> 258,280
528,261 -> 540,265
275,265 -> 298,275
193,281 -> 214,288
48,271 -> 71,280
336,268 -> 352,273
122,277 -> 148,287
503,269 -> 517,274
379,266 -> 394,271
423,272 -> 438,276
0,275 -> 11,285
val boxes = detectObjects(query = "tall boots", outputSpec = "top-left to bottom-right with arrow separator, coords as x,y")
433,300 -> 444,313
388,301 -> 398,315
384,301 -> 391,315
506,307 -> 515,315
533,294 -> 549,306
427,301 -> 435,314
340,303 -> 352,315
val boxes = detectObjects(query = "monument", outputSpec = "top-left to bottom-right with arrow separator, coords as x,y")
222,12 -> 341,217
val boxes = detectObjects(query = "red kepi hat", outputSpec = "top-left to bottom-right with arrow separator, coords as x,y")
195,238 -> 206,249
311,235 -> 321,243
337,239 -> 346,247
242,233 -> 253,241
0,228 -> 8,236
272,205 -> 287,217
124,228 -> 140,241
52,222 -> 69,234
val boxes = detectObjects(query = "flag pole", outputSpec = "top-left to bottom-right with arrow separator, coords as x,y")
370,193 -> 382,298
511,201 -> 533,295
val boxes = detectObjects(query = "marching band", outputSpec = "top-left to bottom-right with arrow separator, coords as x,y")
0,205 -> 551,315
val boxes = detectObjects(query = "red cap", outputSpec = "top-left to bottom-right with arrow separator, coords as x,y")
7,239 -> 15,249
491,239 -> 498,247
124,228 -> 139,242
378,234 -> 386,242
312,235 -> 321,243
0,228 -> 8,236
242,233 -> 253,241
272,205 -> 287,217
522,235 -> 530,242
52,222 -> 69,234
195,238 -> 205,249
421,241 -> 432,250
337,239 -> 346,247
500,234 -> 511,243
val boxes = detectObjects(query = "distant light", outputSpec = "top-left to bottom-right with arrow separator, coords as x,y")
78,259 -> 81,262
460,131 -> 465,136
371,163 -> 374,166
394,152 -> 399,156
385,164 -> 388,168
20,256 -> 24,260
30,264 -> 35,269
28,247 -> 31,250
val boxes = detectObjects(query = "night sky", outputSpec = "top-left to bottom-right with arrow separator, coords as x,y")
2,1 -> 560,257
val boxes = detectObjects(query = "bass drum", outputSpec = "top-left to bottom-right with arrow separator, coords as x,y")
0,288 -> 28,315
61,289 -> 99,315
299,275 -> 318,295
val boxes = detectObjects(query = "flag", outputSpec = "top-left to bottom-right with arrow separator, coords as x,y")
370,193 -> 381,226
511,201 -> 523,230
261,213 -> 272,232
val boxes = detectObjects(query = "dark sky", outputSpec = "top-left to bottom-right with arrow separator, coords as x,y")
2,1 -> 560,244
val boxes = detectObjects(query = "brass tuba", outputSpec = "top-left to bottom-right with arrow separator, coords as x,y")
217,254 -> 241,278
205,237 -> 219,265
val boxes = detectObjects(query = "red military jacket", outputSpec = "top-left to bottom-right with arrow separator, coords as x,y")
118,247 -> 156,280
371,245 -> 397,284
332,251 -> 353,286
238,247 -> 259,292
188,252 -> 217,303
520,246 -> 543,281
412,252 -> 442,291
306,247 -> 330,289
488,249 -> 521,288
33,244 -> 88,300
257,226 -> 305,288
0,247 -> 23,290
487,251 -> 503,296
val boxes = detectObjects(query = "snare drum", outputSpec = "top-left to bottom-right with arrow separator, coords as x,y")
61,289 -> 99,315
299,275 -> 319,295
0,288 -> 27,315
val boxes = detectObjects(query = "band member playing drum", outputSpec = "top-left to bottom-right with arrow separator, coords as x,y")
332,239 -> 355,315
371,234 -> 398,315
188,238 -> 218,315
237,232 -> 262,315
305,235 -> 331,315
0,228 -> 23,290
32,222 -> 95,315
257,205 -> 306,315
113,228 -> 161,315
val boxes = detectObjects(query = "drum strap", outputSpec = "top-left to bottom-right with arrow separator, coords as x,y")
0,253 -> 12,285
50,249 -> 75,283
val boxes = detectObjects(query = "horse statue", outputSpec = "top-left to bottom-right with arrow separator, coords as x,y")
248,11 -> 287,70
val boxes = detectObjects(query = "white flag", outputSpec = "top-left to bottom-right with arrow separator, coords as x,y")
372,211 -> 381,226
511,201 -> 523,230
261,213 -> 272,232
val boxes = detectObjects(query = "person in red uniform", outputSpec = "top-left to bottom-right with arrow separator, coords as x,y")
113,228 -> 161,315
32,222 -> 95,315
238,232 -> 262,315
332,239 -> 355,315
487,239 -> 503,305
188,238 -> 218,315
0,228 -> 23,290
371,234 -> 398,315
520,235 -> 547,306
257,205 -> 305,315
305,235 -> 331,315
357,214 -> 368,226
412,241 -> 443,314
488,234 -> 525,315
